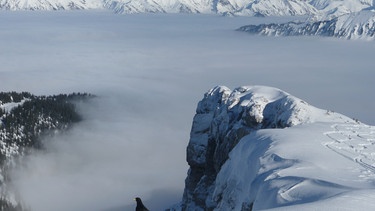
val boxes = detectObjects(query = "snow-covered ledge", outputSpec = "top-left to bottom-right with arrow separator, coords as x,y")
171,85 -> 375,210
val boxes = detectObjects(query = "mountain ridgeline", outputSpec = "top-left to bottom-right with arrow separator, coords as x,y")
0,91 -> 93,210
169,85 -> 359,210
237,10 -> 375,39
0,0 -> 370,17
0,0 -> 375,39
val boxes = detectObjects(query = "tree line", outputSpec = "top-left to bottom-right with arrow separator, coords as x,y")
0,92 -> 94,210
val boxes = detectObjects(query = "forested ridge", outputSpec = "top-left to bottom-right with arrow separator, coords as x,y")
0,91 -> 93,210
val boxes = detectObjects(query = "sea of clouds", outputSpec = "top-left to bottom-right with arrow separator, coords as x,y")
0,10 -> 374,211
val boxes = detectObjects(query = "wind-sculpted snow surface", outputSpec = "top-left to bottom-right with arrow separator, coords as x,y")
237,10 -> 375,39
213,122 -> 375,210
174,85 -> 375,210
324,124 -> 375,174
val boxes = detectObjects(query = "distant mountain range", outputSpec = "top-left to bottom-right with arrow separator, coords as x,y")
0,0 -> 103,10
104,0 -> 316,16
0,0 -> 371,17
238,10 -> 375,39
1,0 -> 374,39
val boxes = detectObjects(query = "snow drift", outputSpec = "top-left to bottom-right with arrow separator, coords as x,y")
172,85 -> 375,210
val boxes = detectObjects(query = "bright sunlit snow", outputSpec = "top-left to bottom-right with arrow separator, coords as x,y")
216,122 -> 375,211
0,11 -> 374,211
181,85 -> 375,210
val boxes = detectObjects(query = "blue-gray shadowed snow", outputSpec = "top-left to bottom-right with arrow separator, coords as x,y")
0,12 -> 373,211
174,85 -> 375,210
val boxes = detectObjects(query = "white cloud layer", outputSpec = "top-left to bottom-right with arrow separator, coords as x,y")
0,11 -> 374,211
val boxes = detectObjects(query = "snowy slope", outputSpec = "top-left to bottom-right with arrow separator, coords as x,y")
173,85 -> 375,210
0,100 -> 27,113
215,122 -> 375,210
311,0 -> 373,19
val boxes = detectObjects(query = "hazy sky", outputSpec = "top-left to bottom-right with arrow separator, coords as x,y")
1,10 -> 374,211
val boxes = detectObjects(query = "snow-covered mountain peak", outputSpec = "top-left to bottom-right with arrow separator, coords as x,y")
215,85 -> 352,128
103,0 -> 318,16
0,0 -> 372,21
312,0 -> 373,19
1,0 -> 374,40
227,86 -> 288,106
179,85 -> 360,210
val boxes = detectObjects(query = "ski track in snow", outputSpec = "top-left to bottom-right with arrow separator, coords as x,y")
324,124 -> 375,179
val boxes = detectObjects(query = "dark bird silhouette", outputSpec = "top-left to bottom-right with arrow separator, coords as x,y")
134,197 -> 149,211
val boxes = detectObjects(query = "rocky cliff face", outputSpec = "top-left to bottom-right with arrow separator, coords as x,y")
178,85 -> 352,210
